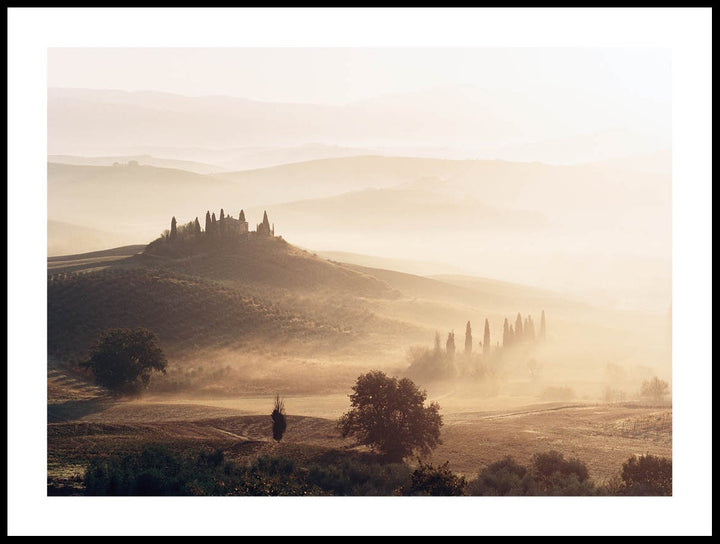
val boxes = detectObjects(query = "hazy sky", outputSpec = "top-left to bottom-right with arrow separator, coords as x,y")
48,47 -> 671,106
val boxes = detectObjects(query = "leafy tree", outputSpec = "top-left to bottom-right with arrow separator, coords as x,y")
641,377 -> 670,401
405,345 -> 447,381
83,328 -> 167,395
619,454 -> 672,495
271,395 -> 287,442
402,460 -> 466,496
338,370 -> 443,462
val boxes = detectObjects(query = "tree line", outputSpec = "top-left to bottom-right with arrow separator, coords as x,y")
157,208 -> 274,243
407,311 -> 547,381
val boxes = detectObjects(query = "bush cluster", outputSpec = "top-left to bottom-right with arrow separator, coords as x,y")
83,446 -> 671,497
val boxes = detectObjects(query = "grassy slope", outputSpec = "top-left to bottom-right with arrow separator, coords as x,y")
140,234 -> 397,297
47,266 -> 351,362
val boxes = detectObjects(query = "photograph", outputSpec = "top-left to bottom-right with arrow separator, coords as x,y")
7,7 -> 712,537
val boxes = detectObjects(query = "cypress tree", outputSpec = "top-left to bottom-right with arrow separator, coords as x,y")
540,310 -> 546,341
239,209 -> 246,222
170,216 -> 177,239
194,217 -> 201,235
503,318 -> 510,347
220,209 -> 225,221
515,313 -> 524,343
464,321 -> 472,356
434,331 -> 442,353
446,331 -> 455,360
271,395 -> 287,442
205,211 -> 211,233
483,319 -> 491,356
525,316 -> 536,342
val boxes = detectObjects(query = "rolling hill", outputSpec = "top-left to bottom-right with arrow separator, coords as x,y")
247,187 -> 547,234
48,220 -> 138,258
46,232 -> 411,365
47,265 -> 350,360
48,154 -> 227,174
48,87 -> 669,164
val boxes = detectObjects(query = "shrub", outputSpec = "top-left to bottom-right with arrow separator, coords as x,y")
619,454 -> 672,495
305,458 -> 411,496
401,460 -> 467,496
532,450 -> 589,482
467,456 -> 536,496
405,345 -> 448,381
84,447 -> 320,496
467,452 -> 599,496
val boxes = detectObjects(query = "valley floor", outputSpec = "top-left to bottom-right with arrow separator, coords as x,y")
48,365 -> 671,494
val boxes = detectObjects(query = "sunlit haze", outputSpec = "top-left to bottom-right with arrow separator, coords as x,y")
48,47 -> 671,313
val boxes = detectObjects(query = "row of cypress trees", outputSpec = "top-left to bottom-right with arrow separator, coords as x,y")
441,311 -> 547,361
166,208 -> 250,240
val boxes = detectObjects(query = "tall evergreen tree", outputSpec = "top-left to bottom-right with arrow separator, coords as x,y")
271,395 -> 287,442
483,319 -> 491,356
446,332 -> 455,360
205,211 -> 211,234
503,318 -> 510,347
464,322 -> 472,356
170,216 -> 177,239
525,316 -> 536,342
515,313 -> 524,343
194,217 -> 201,235
239,209 -> 246,222
220,208 -> 225,221
257,210 -> 272,236
540,310 -> 546,341
434,331 -> 442,353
